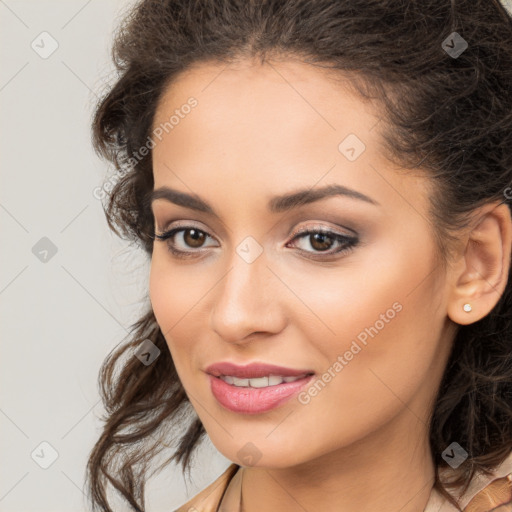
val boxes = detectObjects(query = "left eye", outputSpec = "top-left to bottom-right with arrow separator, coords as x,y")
153,226 -> 358,258
286,229 -> 358,257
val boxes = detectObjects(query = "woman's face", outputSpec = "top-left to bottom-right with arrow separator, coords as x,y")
149,58 -> 457,468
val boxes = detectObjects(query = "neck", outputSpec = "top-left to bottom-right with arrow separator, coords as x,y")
240,408 -> 436,512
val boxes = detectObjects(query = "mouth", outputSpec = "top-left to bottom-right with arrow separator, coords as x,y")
208,372 -> 315,414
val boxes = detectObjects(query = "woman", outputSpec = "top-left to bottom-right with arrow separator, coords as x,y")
85,0 -> 512,511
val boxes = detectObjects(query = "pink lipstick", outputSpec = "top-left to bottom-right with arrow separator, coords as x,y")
205,362 -> 315,414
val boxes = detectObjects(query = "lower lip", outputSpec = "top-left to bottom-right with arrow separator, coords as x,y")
208,374 -> 315,414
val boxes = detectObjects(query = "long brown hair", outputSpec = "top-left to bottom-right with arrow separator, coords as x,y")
85,1 -> 512,510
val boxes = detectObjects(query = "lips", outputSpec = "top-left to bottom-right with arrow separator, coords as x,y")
208,373 -> 315,414
205,361 -> 315,379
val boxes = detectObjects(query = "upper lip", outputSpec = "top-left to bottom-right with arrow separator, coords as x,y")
205,362 -> 315,379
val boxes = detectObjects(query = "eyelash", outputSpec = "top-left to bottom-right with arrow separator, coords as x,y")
153,224 -> 359,260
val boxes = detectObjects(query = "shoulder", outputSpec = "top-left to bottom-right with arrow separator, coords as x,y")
173,463 -> 240,512
426,451 -> 512,512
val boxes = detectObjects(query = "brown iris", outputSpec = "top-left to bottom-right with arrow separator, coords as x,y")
309,232 -> 334,252
183,228 -> 206,248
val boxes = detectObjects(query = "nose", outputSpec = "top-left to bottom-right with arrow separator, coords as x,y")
209,246 -> 286,345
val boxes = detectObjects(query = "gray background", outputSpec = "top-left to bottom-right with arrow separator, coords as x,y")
0,1 -> 230,511
1,0 -> 512,511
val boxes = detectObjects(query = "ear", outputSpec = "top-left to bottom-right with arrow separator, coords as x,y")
447,201 -> 512,326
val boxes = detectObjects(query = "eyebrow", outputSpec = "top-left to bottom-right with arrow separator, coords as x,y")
148,183 -> 380,215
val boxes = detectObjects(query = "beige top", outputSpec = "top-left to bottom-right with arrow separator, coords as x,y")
174,451 -> 512,512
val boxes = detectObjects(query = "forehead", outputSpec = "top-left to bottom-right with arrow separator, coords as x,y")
152,58 -> 379,159
151,58 -> 431,219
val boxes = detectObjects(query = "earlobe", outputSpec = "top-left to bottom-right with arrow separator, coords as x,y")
447,202 -> 512,326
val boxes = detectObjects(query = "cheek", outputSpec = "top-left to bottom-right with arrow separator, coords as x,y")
148,253 -> 216,378
292,239 -> 437,349
148,256 -> 191,359
292,234 -> 444,423
149,252 -> 205,330
149,256 -> 172,332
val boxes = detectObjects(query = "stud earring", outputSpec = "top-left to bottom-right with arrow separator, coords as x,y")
463,303 -> 472,312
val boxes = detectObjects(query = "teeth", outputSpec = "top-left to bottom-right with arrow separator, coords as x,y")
219,374 -> 307,388
232,377 -> 250,386
241,376 -> 268,388
283,375 -> 304,382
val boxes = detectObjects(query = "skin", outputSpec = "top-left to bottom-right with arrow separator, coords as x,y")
148,58 -> 512,512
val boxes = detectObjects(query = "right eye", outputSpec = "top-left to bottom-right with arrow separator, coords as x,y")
154,225 -> 219,258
